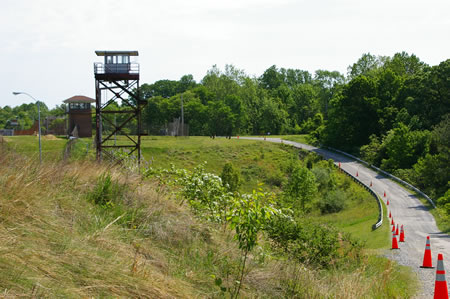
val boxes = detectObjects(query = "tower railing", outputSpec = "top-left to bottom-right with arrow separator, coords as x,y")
94,62 -> 139,75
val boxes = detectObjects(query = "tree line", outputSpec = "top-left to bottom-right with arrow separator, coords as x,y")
1,52 -> 448,212
141,52 -> 449,211
0,102 -> 65,131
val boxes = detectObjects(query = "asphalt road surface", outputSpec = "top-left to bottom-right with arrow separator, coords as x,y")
239,137 -> 449,297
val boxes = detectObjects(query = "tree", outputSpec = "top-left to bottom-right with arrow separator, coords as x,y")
202,65 -> 241,101
284,165 -> 317,212
314,70 -> 345,118
206,101 -> 235,136
381,123 -> 431,170
383,52 -> 426,77
257,96 -> 288,135
290,83 -> 320,128
324,75 -> 379,147
184,97 -> 208,135
259,65 -> 283,90
221,162 -> 241,192
178,74 -> 197,93
347,53 -> 384,79
141,80 -> 180,99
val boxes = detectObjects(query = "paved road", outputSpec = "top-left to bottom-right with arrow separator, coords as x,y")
239,137 -> 449,297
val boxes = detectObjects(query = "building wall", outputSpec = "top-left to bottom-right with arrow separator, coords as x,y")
14,121 -> 39,135
69,112 -> 92,137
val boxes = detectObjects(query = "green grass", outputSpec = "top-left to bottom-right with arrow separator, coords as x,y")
140,136 -> 299,192
314,171 -> 390,250
279,134 -> 311,144
3,135 -> 390,248
3,135 -> 67,161
0,136 -> 418,297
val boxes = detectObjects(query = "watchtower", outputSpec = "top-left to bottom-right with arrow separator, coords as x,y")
64,95 -> 95,137
94,50 -> 145,164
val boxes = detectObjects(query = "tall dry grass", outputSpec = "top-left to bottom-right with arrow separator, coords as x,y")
0,147 -> 418,298
0,151 -> 200,297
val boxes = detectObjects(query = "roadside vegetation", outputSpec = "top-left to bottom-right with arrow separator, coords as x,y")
0,137 -> 418,297
2,52 -> 448,218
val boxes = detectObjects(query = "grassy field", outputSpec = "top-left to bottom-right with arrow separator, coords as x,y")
279,134 -> 311,144
2,135 -> 391,249
0,135 -> 417,297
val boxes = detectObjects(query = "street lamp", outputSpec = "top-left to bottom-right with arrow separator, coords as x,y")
12,91 -> 42,164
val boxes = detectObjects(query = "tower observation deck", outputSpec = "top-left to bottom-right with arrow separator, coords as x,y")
94,50 -> 145,165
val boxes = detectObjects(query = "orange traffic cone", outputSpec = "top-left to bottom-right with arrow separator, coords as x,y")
391,217 -> 394,226
395,224 -> 399,236
421,236 -> 434,268
391,231 -> 399,249
392,225 -> 396,232
399,225 -> 405,242
370,181 -> 372,187
237,135 -> 239,139
434,253 -> 448,299
356,171 -> 359,177
338,162 -> 341,169
389,211 -> 391,218
387,199 -> 390,205
384,191 -> 386,197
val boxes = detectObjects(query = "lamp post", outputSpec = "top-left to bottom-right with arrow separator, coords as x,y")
12,91 -> 42,164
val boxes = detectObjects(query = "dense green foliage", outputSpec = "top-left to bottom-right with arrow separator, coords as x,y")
0,102 -> 65,131
2,51 -> 448,213
139,52 -> 449,213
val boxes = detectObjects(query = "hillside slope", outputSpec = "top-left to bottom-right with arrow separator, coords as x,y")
0,144 -> 417,297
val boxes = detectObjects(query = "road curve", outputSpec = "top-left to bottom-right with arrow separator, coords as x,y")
238,137 -> 449,297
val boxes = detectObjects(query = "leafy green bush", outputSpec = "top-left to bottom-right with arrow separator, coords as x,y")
221,162 -> 241,192
264,169 -> 286,187
311,162 -> 336,192
266,216 -> 362,268
283,165 -> 317,213
178,164 -> 232,223
318,190 -> 346,214
437,189 -> 450,215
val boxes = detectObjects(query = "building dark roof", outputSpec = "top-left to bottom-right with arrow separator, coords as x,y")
63,95 -> 95,104
95,50 -> 139,56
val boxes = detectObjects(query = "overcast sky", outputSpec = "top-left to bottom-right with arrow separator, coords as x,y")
1,0 -> 449,108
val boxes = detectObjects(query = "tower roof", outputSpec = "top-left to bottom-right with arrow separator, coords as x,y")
63,95 -> 95,103
95,50 -> 139,56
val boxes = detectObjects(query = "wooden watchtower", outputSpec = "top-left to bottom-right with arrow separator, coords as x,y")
94,50 -> 145,164
64,95 -> 95,137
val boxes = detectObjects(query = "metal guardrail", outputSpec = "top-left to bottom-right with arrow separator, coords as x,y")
338,165 -> 384,230
370,165 -> 436,209
326,146 -> 436,209
278,140 -> 384,230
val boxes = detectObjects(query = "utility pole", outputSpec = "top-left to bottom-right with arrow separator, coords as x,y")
37,101 -> 42,164
180,94 -> 184,136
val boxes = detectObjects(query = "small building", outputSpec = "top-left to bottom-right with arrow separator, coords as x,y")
64,95 -> 95,138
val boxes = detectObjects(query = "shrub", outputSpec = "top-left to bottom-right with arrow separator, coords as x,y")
437,190 -> 450,215
318,190 -> 346,214
283,165 -> 317,213
264,170 -> 285,187
221,162 -> 241,192
311,164 -> 336,193
265,216 -> 361,268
